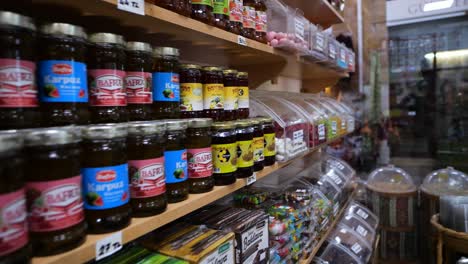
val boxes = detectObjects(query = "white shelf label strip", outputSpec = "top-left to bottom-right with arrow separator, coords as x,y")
95,231 -> 123,261
118,0 -> 145,15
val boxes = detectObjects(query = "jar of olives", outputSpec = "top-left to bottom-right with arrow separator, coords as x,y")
191,0 -> 214,25
153,47 -> 180,119
237,72 -> 250,119
212,122 -> 237,185
251,119 -> 264,171
259,116 -> 276,166
180,64 -> 203,118
202,67 -> 224,121
235,120 -> 254,178
223,69 -> 239,121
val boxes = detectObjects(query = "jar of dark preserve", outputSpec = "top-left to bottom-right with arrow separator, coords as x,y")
212,122 -> 237,185
81,124 -> 131,233
125,41 -> 154,121
0,11 -> 39,130
155,0 -> 191,16
24,127 -> 86,255
213,0 -> 229,29
202,66 -> 224,121
251,119 -> 264,171
127,121 -> 167,217
235,120 -> 254,178
227,0 -> 243,34
242,0 -> 256,39
164,119 -> 189,203
237,72 -> 250,119
153,47 -> 180,119
259,116 -> 276,166
222,69 -> 239,121
88,33 -> 128,124
254,0 -> 268,43
180,64 -> 203,118
187,118 -> 214,193
0,131 -> 30,263
38,23 -> 89,126
191,0 -> 214,25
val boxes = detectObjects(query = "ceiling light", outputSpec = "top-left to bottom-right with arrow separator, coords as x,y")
423,0 -> 454,12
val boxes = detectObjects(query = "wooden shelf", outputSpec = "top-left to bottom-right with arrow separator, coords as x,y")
283,0 -> 344,28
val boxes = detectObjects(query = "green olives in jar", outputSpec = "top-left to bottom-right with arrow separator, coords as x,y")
235,120 -> 254,178
211,122 -> 237,185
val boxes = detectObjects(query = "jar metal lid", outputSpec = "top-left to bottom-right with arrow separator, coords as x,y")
127,121 -> 166,135
89,32 -> 125,46
0,130 -> 22,153
81,123 -> 127,139
237,71 -> 248,77
188,118 -> 213,128
40,22 -> 87,39
212,121 -> 235,130
165,119 -> 188,131
24,126 -> 80,146
223,69 -> 238,75
126,41 -> 152,53
180,64 -> 201,70
0,11 -> 35,31
203,66 -> 223,72
235,120 -> 252,128
153,47 -> 179,57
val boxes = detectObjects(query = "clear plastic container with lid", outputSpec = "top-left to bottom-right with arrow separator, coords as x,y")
421,167 -> 468,197
327,226 -> 372,263
345,201 -> 379,229
317,242 -> 364,264
305,97 -> 343,139
367,165 -> 416,194
337,43 -> 348,69
322,98 -> 355,134
303,23 -> 328,63
338,217 -> 375,244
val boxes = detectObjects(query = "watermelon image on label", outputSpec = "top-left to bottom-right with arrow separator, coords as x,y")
44,84 -> 60,98
174,168 -> 185,179
86,192 -> 103,207
162,89 -> 174,99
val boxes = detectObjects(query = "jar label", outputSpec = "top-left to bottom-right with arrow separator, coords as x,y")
188,147 -> 213,178
253,136 -> 264,162
229,0 -> 243,22
264,133 -> 276,157
164,149 -> 188,184
203,83 -> 224,110
318,123 -> 326,141
213,0 -> 229,15
237,140 -> 253,168
255,11 -> 267,32
26,175 -> 84,232
192,0 -> 213,6
81,164 -> 129,210
0,189 -> 28,257
238,86 -> 249,109
212,143 -> 237,173
129,157 -> 165,198
153,72 -> 180,102
242,6 -> 256,29
180,83 -> 203,112
38,60 -> 88,103
0,59 -> 38,108
125,71 -> 152,104
224,86 -> 239,111
88,69 -> 127,106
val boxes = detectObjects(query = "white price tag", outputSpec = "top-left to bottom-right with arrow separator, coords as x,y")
356,209 -> 369,219
118,0 -> 145,15
238,35 -> 248,46
246,173 -> 257,185
356,225 -> 368,237
95,231 -> 123,261
351,243 -> 362,254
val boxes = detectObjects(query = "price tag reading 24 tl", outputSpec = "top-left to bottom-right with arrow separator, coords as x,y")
95,231 -> 123,261
118,0 -> 145,15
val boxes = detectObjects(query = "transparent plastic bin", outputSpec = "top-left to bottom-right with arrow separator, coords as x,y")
317,242 -> 365,264
322,98 -> 355,134
328,226 -> 372,263
305,97 -> 343,140
347,48 -> 356,72
302,23 -> 328,63
421,166 -> 468,197
337,43 -> 348,70
367,165 -> 417,194
327,36 -> 340,69
338,215 -> 376,243
345,201 -> 379,229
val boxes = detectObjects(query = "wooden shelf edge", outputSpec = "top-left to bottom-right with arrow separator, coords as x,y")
321,0 -> 345,26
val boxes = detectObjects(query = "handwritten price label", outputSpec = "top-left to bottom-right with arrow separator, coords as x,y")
246,173 -> 257,185
237,35 -> 248,46
118,0 -> 145,15
95,231 -> 123,261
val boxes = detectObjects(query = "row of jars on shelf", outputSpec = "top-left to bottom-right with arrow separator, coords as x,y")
0,11 -> 250,130
0,117 -> 275,261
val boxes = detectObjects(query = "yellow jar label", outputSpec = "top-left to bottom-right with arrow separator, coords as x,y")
224,86 -> 239,111
253,136 -> 264,162
237,140 -> 254,168
212,143 -> 237,173
238,86 -> 249,109
203,83 -> 224,110
180,83 -> 203,112
264,133 -> 276,157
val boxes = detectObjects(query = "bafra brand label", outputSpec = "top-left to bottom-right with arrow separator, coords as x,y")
129,157 -> 166,198
188,147 -> 213,179
125,71 -> 152,104
0,189 -> 28,256
0,59 -> 38,107
88,69 -> 126,106
26,175 -> 84,232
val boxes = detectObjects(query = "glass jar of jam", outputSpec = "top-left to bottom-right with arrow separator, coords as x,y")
0,11 -> 39,130
227,0 -> 243,34
242,0 -> 256,39
0,131 -> 30,263
164,119 -> 189,203
259,116 -> 275,166
254,0 -> 267,43
191,0 -> 214,25
222,69 -> 239,121
212,122 -> 237,185
235,120 -> 254,178
187,118 -> 214,193
155,0 -> 191,17
153,47 -> 180,119
202,66 -> 224,122
24,127 -> 86,255
213,0 -> 229,29
126,41 -> 154,121
81,124 -> 131,233
38,22 -> 89,126
251,119 -> 264,171
237,72 -> 250,119
88,33 -> 128,124
180,64 -> 203,118
127,121 -> 167,217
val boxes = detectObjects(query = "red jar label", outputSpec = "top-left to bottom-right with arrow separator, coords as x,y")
26,175 -> 84,232
255,11 -> 267,32
242,6 -> 256,29
129,157 -> 166,198
125,71 -> 152,104
0,59 -> 38,108
188,147 -> 213,179
89,69 -> 126,106
0,189 -> 28,257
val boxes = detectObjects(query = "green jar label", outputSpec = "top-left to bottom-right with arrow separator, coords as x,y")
192,0 -> 213,7
213,0 -> 229,15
